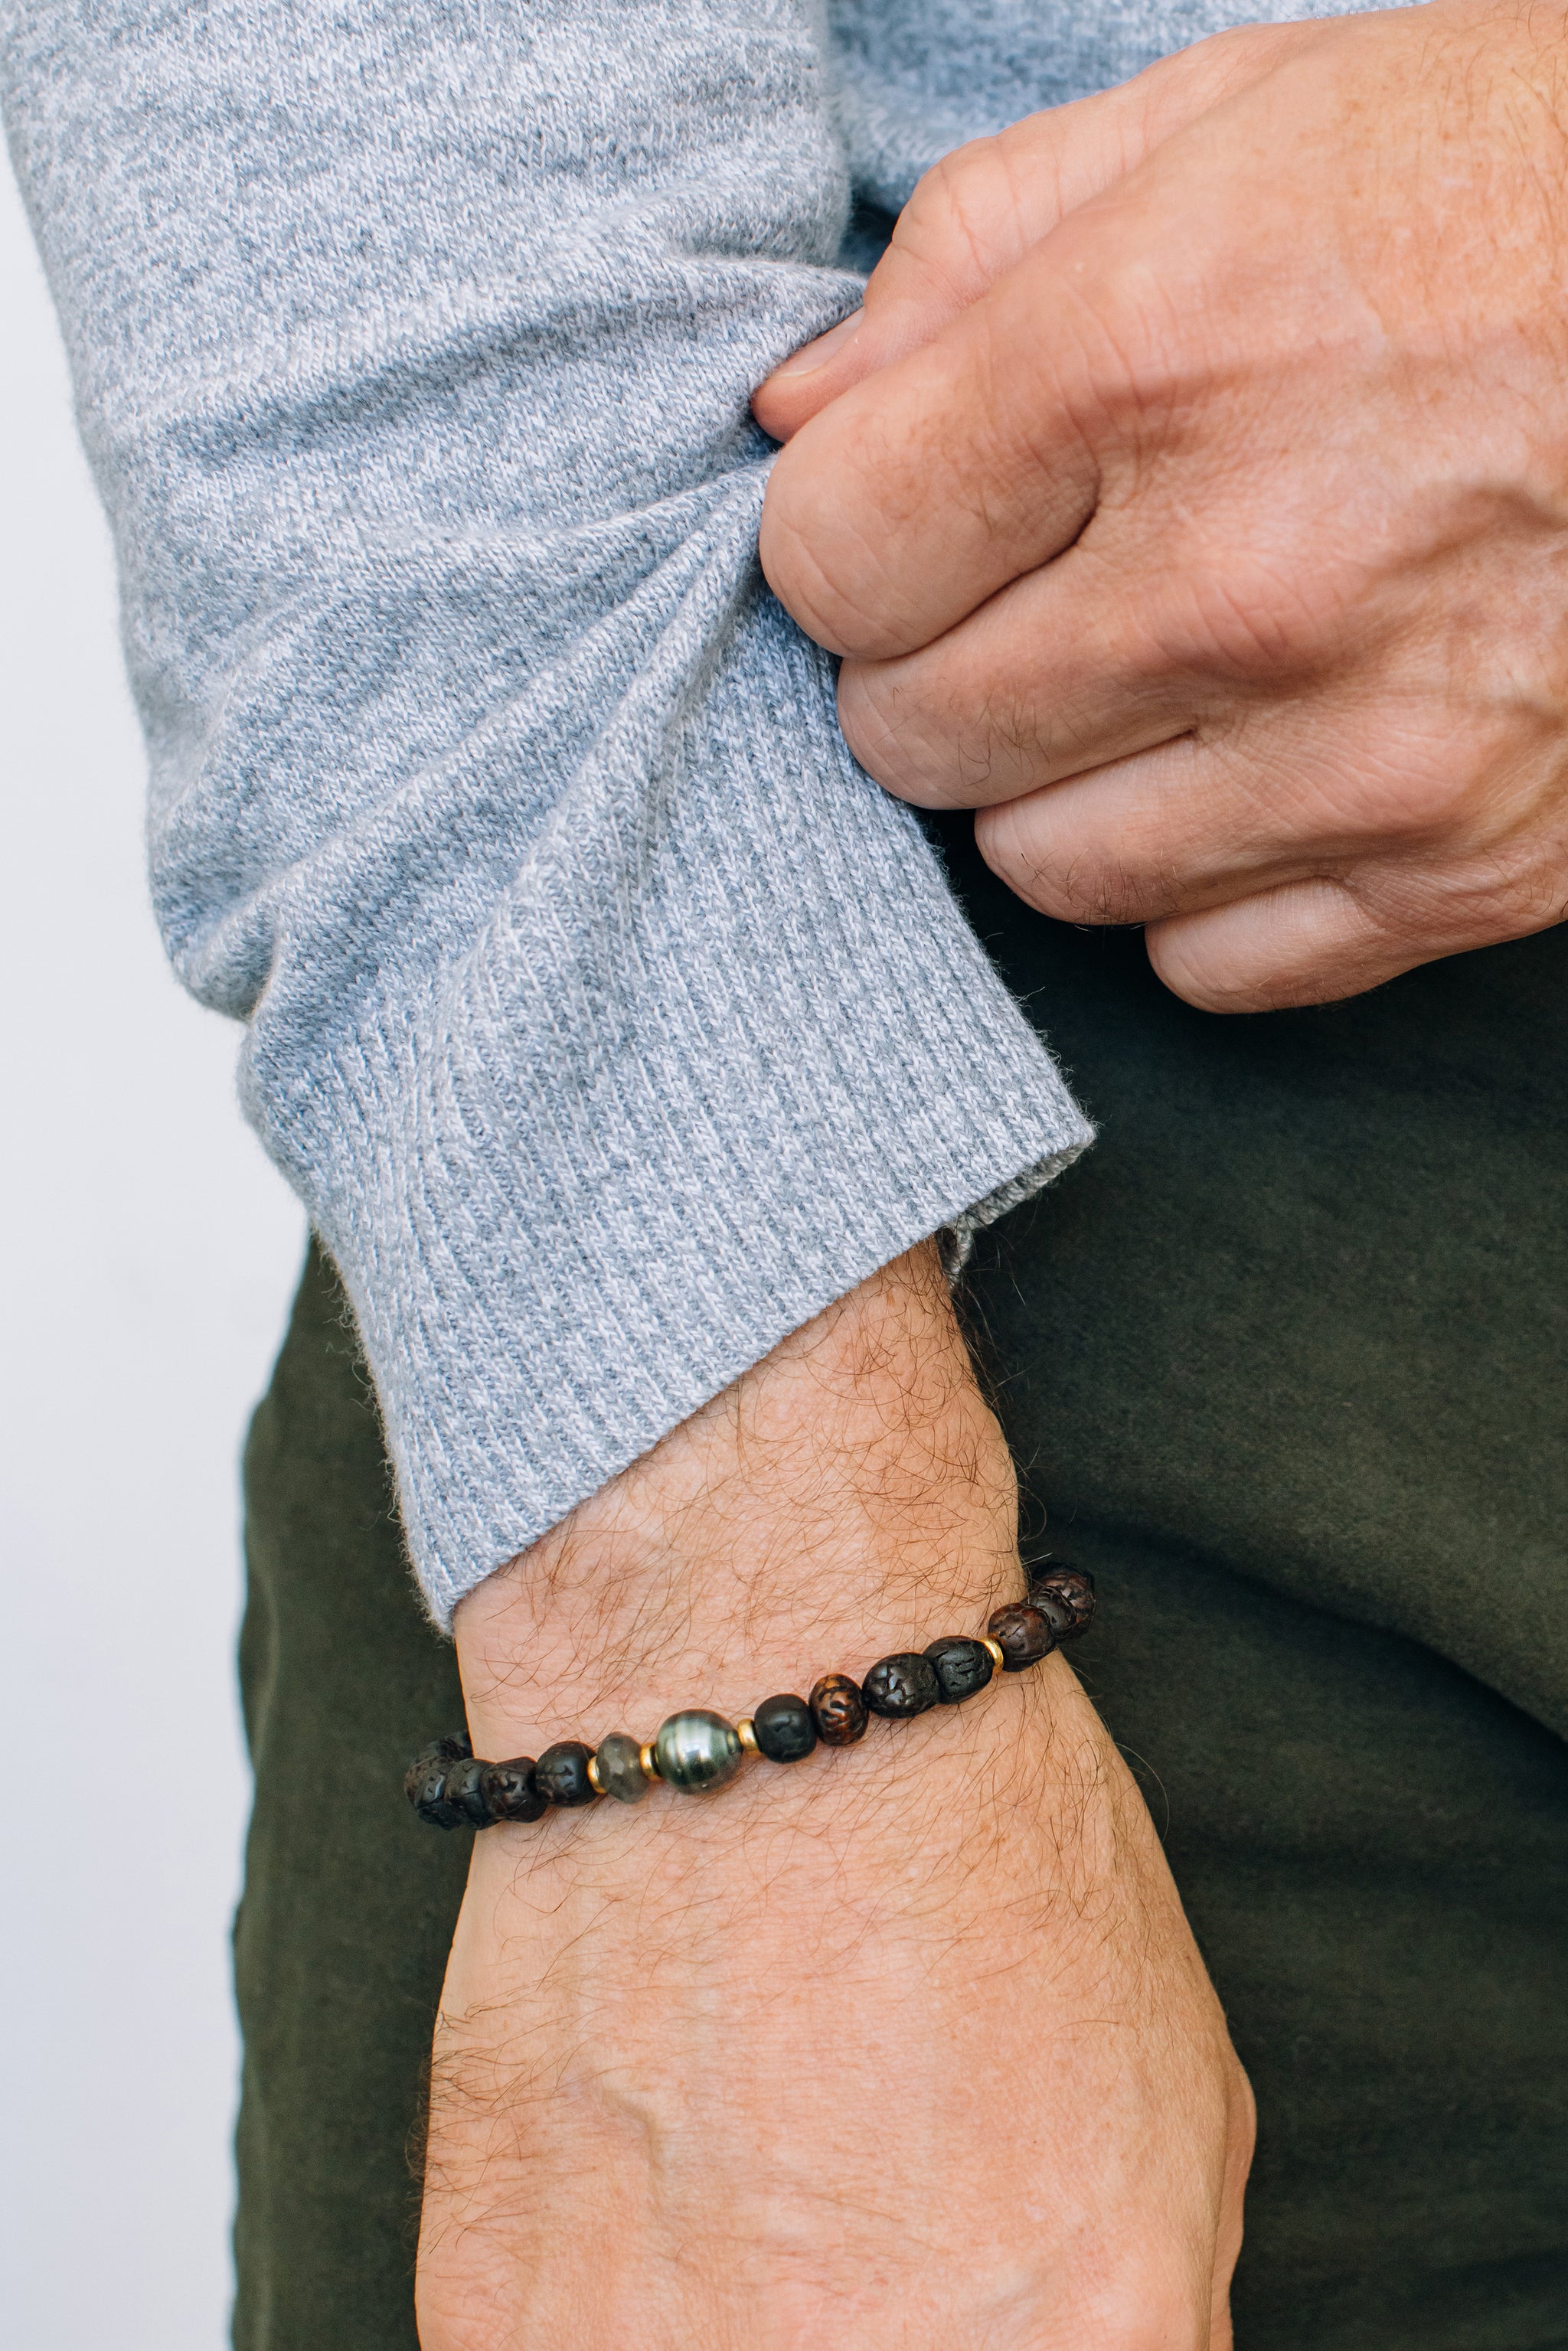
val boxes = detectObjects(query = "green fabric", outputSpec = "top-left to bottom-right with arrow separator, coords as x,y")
234,1263 -> 467,2351
234,833 -> 1568,2348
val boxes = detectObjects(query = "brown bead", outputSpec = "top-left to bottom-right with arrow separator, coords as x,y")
1028,1565 -> 1096,1638
987,1602 -> 1057,1672
810,1672 -> 870,1747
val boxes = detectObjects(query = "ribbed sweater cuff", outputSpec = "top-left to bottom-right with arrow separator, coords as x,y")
253,609 -> 1093,1625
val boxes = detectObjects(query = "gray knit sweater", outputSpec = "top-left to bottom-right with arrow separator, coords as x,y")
2,0 -> 1358,1623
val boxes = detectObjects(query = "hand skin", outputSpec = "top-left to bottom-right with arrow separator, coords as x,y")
755,0 -> 1568,1013
416,1242 -> 1253,2349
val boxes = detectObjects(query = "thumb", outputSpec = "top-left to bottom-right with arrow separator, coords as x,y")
753,18 -> 1308,444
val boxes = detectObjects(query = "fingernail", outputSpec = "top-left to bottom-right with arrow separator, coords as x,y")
773,310 -> 864,379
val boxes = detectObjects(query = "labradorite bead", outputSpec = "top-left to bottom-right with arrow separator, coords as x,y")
987,1602 -> 1057,1671
653,1709 -> 743,1792
482,1756 -> 547,1824
404,1747 -> 463,1829
923,1635 -> 995,1703
809,1673 -> 869,1747
861,1651 -> 941,1718
1028,1566 -> 1096,1638
595,1732 -> 651,1804
753,1693 -> 817,1762
535,1739 -> 598,1806
444,1753 -> 493,1828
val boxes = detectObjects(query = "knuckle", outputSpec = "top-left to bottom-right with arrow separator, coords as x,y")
838,661 -> 966,805
841,656 -> 1055,808
890,139 -> 1018,309
1143,547 -> 1343,685
760,426 -> 952,661
977,796 -> 1158,924
1253,721 -> 1507,851
756,482 -> 861,658
836,664 -> 923,795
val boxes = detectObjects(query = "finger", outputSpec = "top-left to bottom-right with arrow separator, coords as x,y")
753,119 -> 1099,448
1148,835 -> 1568,1012
752,19 -> 1315,443
760,237 -> 1109,660
973,732 -> 1334,929
836,544 -> 1209,809
1142,877 -> 1428,1011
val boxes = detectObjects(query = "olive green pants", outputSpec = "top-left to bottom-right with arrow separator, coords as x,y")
234,824 -> 1568,2349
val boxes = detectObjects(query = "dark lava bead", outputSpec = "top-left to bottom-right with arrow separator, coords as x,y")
923,1635 -> 995,1703
434,1732 -> 473,1762
987,1602 -> 1057,1672
404,1746 -> 464,1829
534,1739 -> 598,1807
810,1672 -> 870,1747
861,1651 -> 942,1718
444,1752 -> 494,1828
1029,1565 -> 1096,1638
482,1756 -> 548,1824
753,1693 -> 817,1762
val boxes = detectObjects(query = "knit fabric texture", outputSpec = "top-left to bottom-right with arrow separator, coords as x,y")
2,0 -> 1365,1621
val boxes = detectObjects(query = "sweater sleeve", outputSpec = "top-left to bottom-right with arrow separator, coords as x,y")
2,0 -> 1092,1624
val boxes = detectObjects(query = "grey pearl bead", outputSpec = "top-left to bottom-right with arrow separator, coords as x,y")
595,1732 -> 650,1804
653,1709 -> 743,1794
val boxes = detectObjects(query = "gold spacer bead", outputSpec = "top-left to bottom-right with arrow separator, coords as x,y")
982,1636 -> 1006,1672
737,1717 -> 759,1755
639,1741 -> 662,1782
586,1752 -> 605,1797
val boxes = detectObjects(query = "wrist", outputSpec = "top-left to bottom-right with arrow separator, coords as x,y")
453,1241 -> 1026,1760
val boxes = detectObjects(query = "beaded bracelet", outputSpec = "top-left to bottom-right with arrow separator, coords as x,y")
405,1564 -> 1093,1831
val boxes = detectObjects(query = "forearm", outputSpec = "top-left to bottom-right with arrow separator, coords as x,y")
422,1245 -> 1251,2348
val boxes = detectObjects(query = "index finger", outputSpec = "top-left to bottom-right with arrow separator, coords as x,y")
759,230 -> 1113,661
753,18 -> 1308,447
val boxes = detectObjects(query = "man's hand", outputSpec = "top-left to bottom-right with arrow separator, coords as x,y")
415,1245 -> 1253,2348
756,1 -> 1568,1011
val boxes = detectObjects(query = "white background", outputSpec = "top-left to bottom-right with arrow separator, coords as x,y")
1,149 -> 306,2347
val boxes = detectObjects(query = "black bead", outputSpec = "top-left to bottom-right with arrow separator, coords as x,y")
405,1746 -> 464,1830
534,1739 -> 597,1807
923,1635 -> 995,1703
987,1602 -> 1057,1671
753,1693 -> 817,1762
861,1651 -> 942,1718
1027,1564 -> 1096,1638
444,1752 -> 493,1829
810,1673 -> 870,1747
434,1732 -> 474,1762
482,1756 -> 547,1824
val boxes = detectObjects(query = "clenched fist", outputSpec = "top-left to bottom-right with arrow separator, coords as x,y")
756,1 -> 1568,1011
